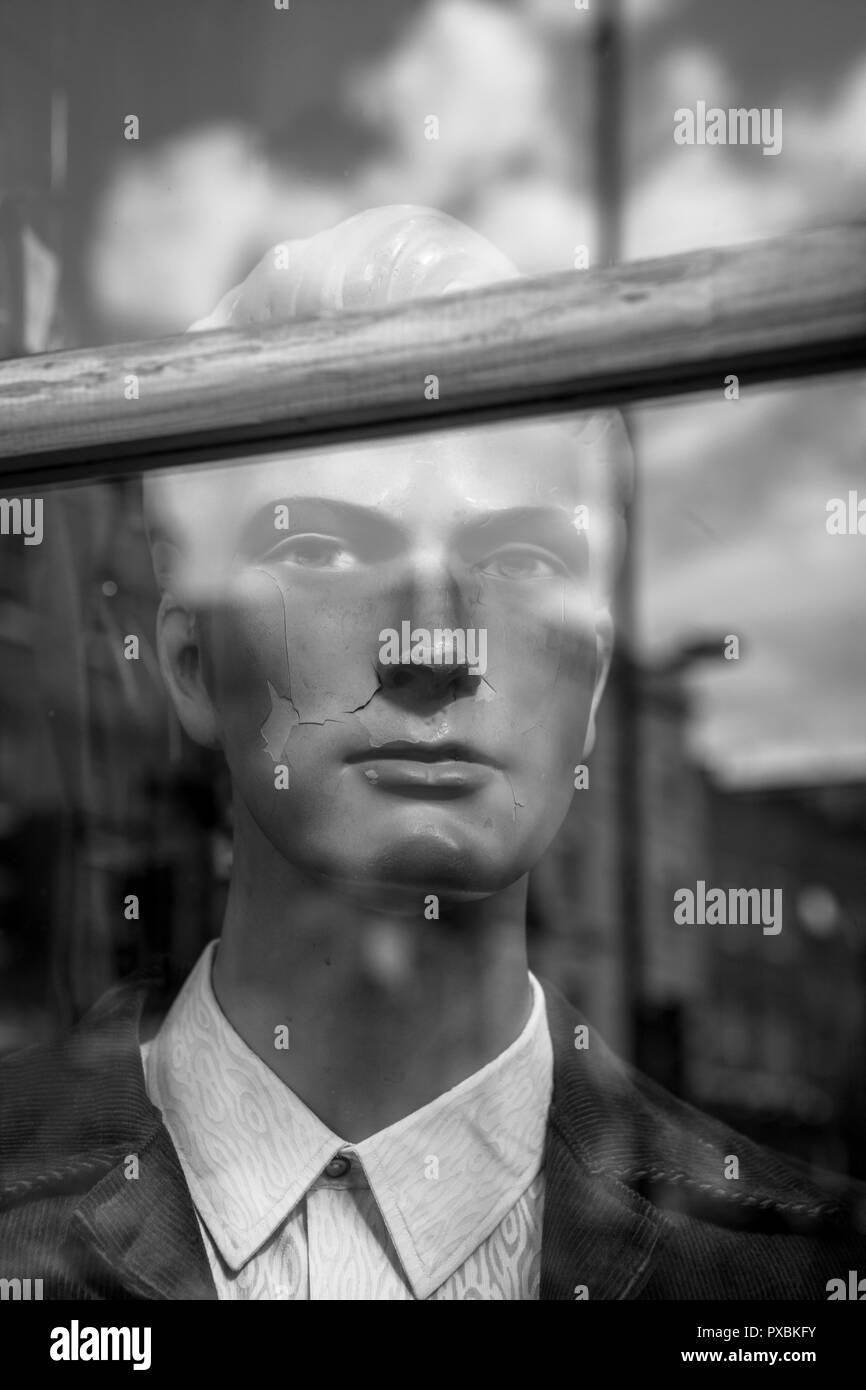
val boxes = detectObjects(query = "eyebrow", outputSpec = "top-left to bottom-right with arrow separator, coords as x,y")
469,506 -> 582,539
234,498 -> 585,561
234,498 -> 400,560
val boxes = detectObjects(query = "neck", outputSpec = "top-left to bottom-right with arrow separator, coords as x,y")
211,809 -> 532,1142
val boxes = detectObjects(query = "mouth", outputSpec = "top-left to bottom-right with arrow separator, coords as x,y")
345,741 -> 498,797
347,741 -> 494,765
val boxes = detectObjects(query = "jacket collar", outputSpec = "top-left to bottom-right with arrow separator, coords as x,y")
0,971 -> 217,1300
539,985 -> 667,1300
71,1125 -> 217,1300
2,971 -> 673,1301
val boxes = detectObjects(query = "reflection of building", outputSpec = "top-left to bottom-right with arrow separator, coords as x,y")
528,657 -> 866,1177
528,654 -> 709,1064
693,781 -> 866,1176
0,486 -> 227,1053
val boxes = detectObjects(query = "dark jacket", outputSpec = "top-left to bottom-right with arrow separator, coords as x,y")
1,974 -> 865,1300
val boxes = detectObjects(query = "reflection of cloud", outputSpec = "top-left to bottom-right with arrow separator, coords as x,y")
350,0 -> 559,173
87,126 -> 274,335
627,147 -> 802,256
351,0 -> 567,218
346,0 -> 599,272
637,379 -> 866,781
84,1 -> 866,785
787,62 -> 866,178
656,44 -> 731,102
472,177 -> 597,272
89,0 -> 573,331
622,43 -> 866,782
628,48 -> 866,257
628,46 -> 783,256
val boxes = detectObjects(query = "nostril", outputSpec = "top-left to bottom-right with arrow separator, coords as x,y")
389,667 -> 414,689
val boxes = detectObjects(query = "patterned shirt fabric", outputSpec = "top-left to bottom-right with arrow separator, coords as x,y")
141,940 -> 553,1300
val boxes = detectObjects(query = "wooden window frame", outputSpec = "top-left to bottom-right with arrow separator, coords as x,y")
0,222 -> 864,488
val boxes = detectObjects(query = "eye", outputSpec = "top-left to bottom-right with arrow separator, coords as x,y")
263,534 -> 356,570
478,544 -> 567,580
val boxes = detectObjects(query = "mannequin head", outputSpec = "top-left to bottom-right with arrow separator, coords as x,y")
144,208 -> 630,916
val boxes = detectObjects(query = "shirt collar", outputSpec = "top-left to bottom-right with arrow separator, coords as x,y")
144,940 -> 552,1298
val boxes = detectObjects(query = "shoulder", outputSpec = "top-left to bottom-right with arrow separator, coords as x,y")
0,974 -> 157,1205
542,982 -> 866,1298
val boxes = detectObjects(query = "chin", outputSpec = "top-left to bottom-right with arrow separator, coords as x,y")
322,878 -> 498,918
309,822 -> 532,915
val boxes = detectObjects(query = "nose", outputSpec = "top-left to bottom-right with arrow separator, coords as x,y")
375,551 -> 481,700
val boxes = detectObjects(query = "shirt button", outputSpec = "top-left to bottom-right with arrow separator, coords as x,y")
324,1154 -> 351,1179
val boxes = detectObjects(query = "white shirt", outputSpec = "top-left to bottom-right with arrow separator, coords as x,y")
142,941 -> 553,1300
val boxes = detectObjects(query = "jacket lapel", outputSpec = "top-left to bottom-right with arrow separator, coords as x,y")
65,978 -> 217,1300
540,983 -> 668,1300
0,971 -> 216,1301
72,1125 -> 217,1300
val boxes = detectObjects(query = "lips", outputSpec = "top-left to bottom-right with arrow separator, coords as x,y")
346,740 -> 494,765
345,741 -> 498,797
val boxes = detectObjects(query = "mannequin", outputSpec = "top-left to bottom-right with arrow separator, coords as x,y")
143,206 -> 622,1142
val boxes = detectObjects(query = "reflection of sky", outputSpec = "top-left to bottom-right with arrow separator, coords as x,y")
635,377 -> 866,784
81,0 -> 866,784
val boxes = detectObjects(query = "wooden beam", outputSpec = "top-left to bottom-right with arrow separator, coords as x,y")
1,222 -> 865,487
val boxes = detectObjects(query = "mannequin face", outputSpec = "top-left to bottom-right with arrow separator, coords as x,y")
156,421 -> 612,912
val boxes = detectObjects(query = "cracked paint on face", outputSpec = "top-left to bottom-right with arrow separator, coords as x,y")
196,421 -> 607,907
261,680 -> 298,762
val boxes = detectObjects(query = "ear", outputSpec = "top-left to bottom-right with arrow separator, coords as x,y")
155,592 -> 222,749
582,607 -> 614,759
